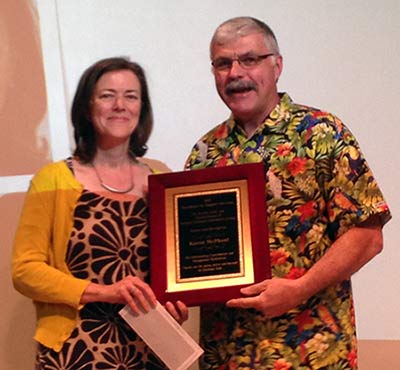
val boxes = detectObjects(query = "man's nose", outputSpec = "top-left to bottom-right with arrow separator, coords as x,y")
228,60 -> 245,76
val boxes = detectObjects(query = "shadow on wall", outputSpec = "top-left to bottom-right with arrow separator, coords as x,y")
0,0 -> 50,175
5,297 -> 36,369
0,0 -> 51,367
0,193 -> 36,369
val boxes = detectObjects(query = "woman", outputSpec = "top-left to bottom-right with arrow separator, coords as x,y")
12,57 -> 188,369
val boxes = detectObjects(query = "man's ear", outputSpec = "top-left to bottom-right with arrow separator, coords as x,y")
273,55 -> 283,83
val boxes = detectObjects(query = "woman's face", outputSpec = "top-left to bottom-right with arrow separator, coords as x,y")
90,69 -> 142,148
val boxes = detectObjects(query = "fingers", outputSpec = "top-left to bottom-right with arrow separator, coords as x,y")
227,280 -> 271,314
240,280 -> 268,296
129,278 -> 157,304
122,277 -> 157,314
176,300 -> 189,322
165,301 -> 189,324
107,276 -> 191,322
121,285 -> 141,315
226,296 -> 259,310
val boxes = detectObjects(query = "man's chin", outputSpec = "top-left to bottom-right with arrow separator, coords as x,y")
227,100 -> 254,116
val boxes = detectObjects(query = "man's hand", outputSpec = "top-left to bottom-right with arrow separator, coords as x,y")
226,278 -> 306,318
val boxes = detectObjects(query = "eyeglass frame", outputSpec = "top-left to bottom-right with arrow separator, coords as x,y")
211,53 -> 276,71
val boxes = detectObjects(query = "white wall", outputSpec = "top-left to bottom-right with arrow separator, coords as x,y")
36,0 -> 399,340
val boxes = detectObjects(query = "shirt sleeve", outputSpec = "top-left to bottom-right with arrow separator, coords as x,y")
323,116 -> 391,238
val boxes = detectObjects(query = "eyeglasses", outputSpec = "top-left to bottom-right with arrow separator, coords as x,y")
211,53 -> 275,71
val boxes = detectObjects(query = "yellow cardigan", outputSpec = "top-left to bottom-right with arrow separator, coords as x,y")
12,158 -> 167,352
12,160 -> 90,351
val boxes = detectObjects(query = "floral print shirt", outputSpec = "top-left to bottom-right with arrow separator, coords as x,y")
185,93 -> 391,369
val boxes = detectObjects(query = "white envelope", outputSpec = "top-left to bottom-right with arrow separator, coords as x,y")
119,302 -> 203,370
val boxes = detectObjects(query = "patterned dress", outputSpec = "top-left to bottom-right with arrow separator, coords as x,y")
35,185 -> 166,369
185,93 -> 391,370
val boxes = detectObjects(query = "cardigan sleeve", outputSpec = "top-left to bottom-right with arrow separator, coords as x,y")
12,165 -> 90,309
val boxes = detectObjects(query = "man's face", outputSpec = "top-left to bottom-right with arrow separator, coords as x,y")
211,33 -> 283,126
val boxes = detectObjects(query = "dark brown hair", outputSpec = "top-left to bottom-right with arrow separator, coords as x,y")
71,57 -> 153,162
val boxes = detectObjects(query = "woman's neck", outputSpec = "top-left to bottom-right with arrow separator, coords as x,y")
93,146 -> 133,168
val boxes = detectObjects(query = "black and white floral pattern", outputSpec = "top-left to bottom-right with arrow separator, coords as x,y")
36,190 -> 165,369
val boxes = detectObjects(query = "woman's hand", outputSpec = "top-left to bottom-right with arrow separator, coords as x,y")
80,276 -> 157,315
164,301 -> 189,325
81,277 -> 189,323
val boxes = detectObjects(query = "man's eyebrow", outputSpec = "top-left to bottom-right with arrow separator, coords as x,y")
239,51 -> 257,56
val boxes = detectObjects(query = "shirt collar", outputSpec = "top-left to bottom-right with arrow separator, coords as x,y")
225,92 -> 293,137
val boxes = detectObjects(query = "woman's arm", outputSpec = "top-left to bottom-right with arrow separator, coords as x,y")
12,174 -> 90,308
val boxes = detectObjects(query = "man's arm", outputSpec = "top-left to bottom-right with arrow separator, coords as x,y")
226,214 -> 383,317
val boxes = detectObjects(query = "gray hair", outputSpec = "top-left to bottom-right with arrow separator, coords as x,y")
210,17 -> 280,58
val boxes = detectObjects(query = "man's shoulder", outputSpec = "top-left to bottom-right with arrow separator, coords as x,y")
284,96 -> 329,117
277,94 -> 349,139
197,120 -> 231,143
283,94 -> 338,122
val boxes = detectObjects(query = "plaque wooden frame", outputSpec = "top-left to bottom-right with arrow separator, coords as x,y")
148,162 -> 270,306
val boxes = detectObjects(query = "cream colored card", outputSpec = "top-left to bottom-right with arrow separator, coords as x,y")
119,302 -> 203,370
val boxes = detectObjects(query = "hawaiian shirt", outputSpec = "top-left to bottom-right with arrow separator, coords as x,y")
185,93 -> 391,370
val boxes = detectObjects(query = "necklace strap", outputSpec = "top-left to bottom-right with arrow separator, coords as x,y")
92,163 -> 134,194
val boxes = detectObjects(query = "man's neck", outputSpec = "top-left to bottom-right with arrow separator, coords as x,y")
240,120 -> 261,138
235,93 -> 281,137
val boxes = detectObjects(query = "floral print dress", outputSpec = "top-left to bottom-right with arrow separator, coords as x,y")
185,93 -> 390,370
35,186 -> 166,369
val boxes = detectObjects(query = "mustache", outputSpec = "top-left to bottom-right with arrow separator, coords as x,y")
225,79 -> 257,95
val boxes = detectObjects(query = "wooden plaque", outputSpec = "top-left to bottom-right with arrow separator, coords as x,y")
148,162 -> 270,306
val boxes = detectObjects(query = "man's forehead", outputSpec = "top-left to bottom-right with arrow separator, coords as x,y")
211,33 -> 267,56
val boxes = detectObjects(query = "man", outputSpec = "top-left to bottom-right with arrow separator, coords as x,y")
185,17 -> 391,369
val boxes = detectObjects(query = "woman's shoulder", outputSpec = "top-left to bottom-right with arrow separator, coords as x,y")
31,159 -> 81,190
32,159 -> 69,178
137,157 -> 171,174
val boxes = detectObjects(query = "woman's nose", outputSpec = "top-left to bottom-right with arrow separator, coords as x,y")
113,96 -> 126,110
